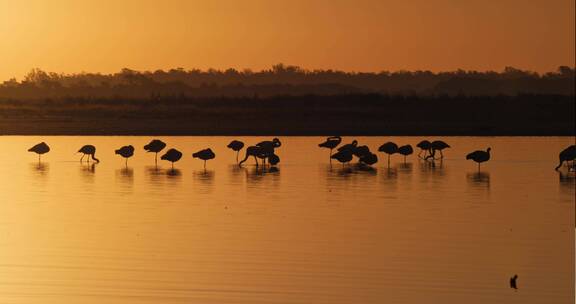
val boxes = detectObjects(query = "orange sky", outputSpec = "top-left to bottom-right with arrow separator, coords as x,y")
0,0 -> 574,81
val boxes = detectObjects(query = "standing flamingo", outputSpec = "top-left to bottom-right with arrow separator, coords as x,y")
555,145 -> 576,170
416,140 -> 432,158
466,147 -> 491,171
319,136 -> 342,161
28,142 -> 50,162
378,142 -> 398,167
78,145 -> 100,163
331,149 -> 353,165
227,140 -> 244,163
144,139 -> 167,165
425,140 -> 450,160
193,148 -> 216,169
161,148 -> 182,169
397,145 -> 413,163
115,145 -> 135,166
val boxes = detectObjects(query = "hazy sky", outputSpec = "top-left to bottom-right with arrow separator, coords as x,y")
0,0 -> 574,80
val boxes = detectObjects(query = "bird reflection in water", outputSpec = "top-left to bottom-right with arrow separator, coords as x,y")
166,168 -> 182,178
467,171 -> 490,190
79,163 -> 96,183
116,167 -> 134,185
30,162 -> 49,176
194,170 -> 215,183
397,162 -> 413,173
558,170 -> 575,194
419,159 -> 445,177
246,166 -> 280,184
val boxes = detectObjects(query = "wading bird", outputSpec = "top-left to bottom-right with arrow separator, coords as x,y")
337,140 -> 358,153
144,139 -> 167,165
78,145 -> 100,163
161,148 -> 182,169
426,140 -> 450,160
416,140 -> 432,158
397,145 -> 413,163
555,145 -> 576,170
227,140 -> 244,163
115,145 -> 135,166
331,149 -> 353,165
319,136 -> 342,161
466,147 -> 491,171
193,148 -> 216,169
378,142 -> 398,167
28,142 -> 50,162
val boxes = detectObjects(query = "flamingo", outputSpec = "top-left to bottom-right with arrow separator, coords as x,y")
115,145 -> 134,166
28,142 -> 50,162
193,148 -> 216,169
378,142 -> 398,167
144,139 -> 167,165
227,140 -> 244,163
268,153 -> 280,166
397,145 -> 413,163
161,148 -> 182,169
416,140 -> 432,158
337,140 -> 358,153
466,147 -> 491,171
425,140 -> 450,160
331,149 -> 353,165
78,145 -> 100,163
319,136 -> 342,161
555,145 -> 576,170
359,152 -> 378,166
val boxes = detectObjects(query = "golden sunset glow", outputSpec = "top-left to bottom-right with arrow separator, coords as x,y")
0,0 -> 574,81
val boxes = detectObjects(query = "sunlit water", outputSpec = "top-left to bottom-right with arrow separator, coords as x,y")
0,136 -> 573,304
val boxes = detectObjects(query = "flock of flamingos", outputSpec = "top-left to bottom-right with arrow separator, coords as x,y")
26,137 -> 576,171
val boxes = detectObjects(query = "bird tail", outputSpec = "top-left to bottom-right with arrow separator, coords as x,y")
466,154 -> 473,160
115,149 -> 121,155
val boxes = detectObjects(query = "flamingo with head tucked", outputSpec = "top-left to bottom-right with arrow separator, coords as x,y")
28,142 -> 50,162
144,139 -> 167,165
227,140 -> 244,163
466,147 -> 491,171
193,148 -> 216,169
115,145 -> 135,166
161,148 -> 182,169
319,136 -> 342,161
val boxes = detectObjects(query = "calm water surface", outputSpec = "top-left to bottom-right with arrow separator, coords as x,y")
0,136 -> 574,303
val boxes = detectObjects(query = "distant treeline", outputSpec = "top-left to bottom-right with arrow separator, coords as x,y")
0,94 -> 573,135
0,64 -> 574,99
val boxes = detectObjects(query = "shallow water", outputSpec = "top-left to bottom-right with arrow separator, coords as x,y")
0,136 -> 573,303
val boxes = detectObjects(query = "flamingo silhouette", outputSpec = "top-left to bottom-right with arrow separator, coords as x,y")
161,148 -> 182,169
337,140 -> 358,153
227,140 -> 244,163
425,140 -> 450,160
28,142 -> 50,162
193,148 -> 216,169
115,145 -> 134,166
78,145 -> 100,163
555,145 -> 576,170
397,145 -> 413,163
466,147 -> 491,171
378,142 -> 398,167
359,152 -> 378,166
331,149 -> 353,165
319,136 -> 342,161
268,153 -> 280,166
239,138 -> 281,167
416,140 -> 432,158
144,139 -> 167,165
